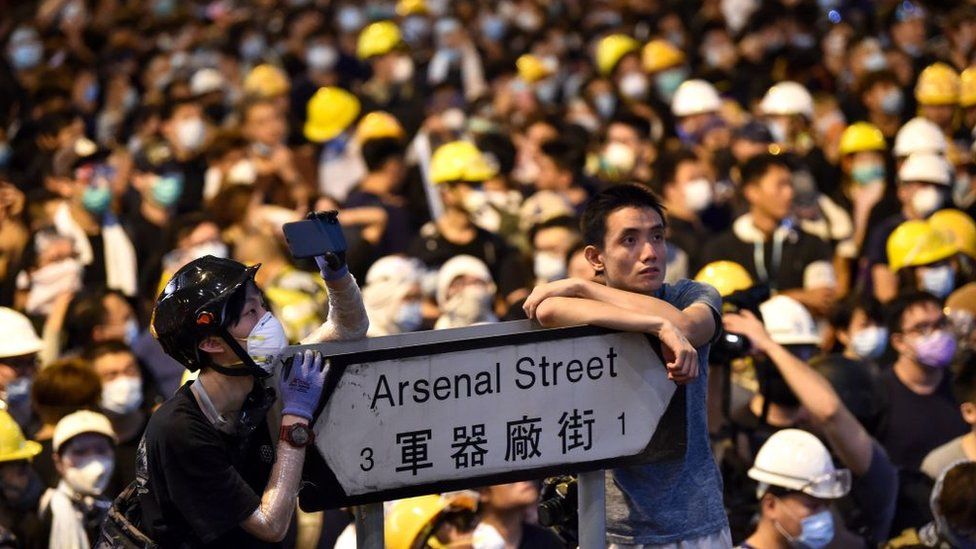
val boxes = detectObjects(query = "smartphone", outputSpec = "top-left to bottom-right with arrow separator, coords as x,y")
282,210 -> 348,259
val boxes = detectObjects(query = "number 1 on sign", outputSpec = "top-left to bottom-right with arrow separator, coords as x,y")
618,412 -> 625,435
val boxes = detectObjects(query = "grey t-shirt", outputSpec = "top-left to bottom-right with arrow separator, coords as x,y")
920,436 -> 970,480
605,279 -> 729,545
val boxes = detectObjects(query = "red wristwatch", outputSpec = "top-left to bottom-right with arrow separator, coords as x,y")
279,423 -> 315,448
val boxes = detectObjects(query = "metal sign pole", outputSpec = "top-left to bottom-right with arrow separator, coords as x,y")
577,470 -> 606,549
354,503 -> 384,549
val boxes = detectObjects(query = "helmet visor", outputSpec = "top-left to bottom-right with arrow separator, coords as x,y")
801,469 -> 852,499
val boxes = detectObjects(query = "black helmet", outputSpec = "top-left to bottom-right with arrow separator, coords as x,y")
151,255 -> 261,374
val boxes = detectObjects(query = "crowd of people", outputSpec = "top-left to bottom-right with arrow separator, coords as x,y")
1,0 -> 976,547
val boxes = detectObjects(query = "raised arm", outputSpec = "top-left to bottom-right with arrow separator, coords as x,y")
536,296 -> 699,384
301,258 -> 369,345
525,278 -> 717,347
724,311 -> 874,474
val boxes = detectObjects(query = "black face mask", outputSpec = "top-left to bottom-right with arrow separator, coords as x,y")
1,469 -> 42,512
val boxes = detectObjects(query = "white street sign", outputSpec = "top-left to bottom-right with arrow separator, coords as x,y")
311,329 -> 674,496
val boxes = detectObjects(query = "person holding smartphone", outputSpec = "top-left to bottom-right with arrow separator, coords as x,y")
99,215 -> 367,547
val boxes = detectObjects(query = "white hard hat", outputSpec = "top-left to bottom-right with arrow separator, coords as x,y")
0,308 -> 42,358
898,152 -> 952,186
758,295 -> 820,345
189,68 -> 226,96
52,410 -> 117,453
671,79 -> 722,117
436,255 -> 495,306
759,81 -> 814,118
748,429 -> 851,500
893,117 -> 948,157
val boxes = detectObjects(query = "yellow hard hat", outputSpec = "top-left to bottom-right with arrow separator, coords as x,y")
303,87 -> 361,143
385,493 -> 478,549
642,39 -> 685,73
396,0 -> 427,16
961,66 -> 976,108
516,54 -> 553,84
694,261 -> 754,297
915,62 -> 961,106
243,64 -> 291,98
357,21 -> 403,60
838,122 -> 887,156
430,140 -> 497,184
354,111 -> 405,143
887,219 -> 958,272
929,209 -> 976,259
595,34 -> 639,76
0,409 -> 41,463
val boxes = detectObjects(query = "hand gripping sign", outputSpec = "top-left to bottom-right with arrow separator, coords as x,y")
277,320 -> 686,510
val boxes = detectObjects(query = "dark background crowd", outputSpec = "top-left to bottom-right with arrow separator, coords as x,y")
0,0 -> 975,547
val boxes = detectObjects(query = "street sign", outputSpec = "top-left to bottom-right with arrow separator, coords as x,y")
281,320 -> 686,510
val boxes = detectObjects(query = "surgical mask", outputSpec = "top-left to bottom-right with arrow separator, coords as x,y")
850,326 -> 888,360
227,159 -> 257,184
10,43 -> 43,70
914,329 -> 958,369
175,117 -> 206,152
778,509 -> 835,549
392,56 -> 414,84
534,251 -> 567,282
240,35 -> 266,62
151,174 -> 183,207
394,301 -> 423,332
64,455 -> 114,496
768,119 -> 789,144
124,318 -> 140,346
82,186 -> 112,215
336,6 -> 364,33
880,89 -> 904,115
480,16 -> 507,41
863,51 -> 888,72
247,311 -> 288,374
4,377 -> 32,430
306,44 -> 338,72
443,285 -> 493,324
101,376 -> 143,415
594,92 -> 616,119
401,16 -> 431,45
600,142 -> 636,177
920,265 -> 956,298
655,67 -> 687,101
619,72 -> 650,101
851,163 -> 885,185
683,178 -> 714,212
912,186 -> 944,217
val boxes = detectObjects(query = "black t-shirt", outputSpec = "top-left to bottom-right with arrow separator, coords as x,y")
700,224 -> 831,291
34,439 -> 57,489
344,190 -> 413,256
874,368 -> 968,471
667,216 -> 711,275
138,384 -> 277,548
518,522 -> 564,549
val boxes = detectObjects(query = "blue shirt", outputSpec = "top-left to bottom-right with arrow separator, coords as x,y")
605,279 -> 729,545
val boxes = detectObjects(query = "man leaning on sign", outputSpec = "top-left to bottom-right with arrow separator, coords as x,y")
524,184 -> 731,548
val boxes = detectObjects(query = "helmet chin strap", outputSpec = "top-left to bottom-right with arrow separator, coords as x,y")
209,328 -> 272,379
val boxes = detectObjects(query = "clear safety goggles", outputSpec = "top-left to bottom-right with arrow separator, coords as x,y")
755,467 -> 852,499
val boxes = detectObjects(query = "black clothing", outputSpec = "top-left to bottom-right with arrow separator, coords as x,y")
34,439 -> 57,489
668,216 -> 711,275
138,383 -> 277,548
344,190 -> 413,256
874,368 -> 968,471
517,523 -> 564,548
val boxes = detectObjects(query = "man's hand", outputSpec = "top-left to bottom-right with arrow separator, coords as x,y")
657,321 -> 698,384
723,310 -> 773,353
523,279 -> 582,319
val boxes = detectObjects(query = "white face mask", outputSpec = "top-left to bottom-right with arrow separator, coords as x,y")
912,185 -> 944,217
64,454 -> 114,496
101,376 -> 143,415
683,178 -> 714,212
534,251 -> 567,282
618,72 -> 650,100
443,285 -> 493,325
392,56 -> 415,83
247,311 -> 288,374
175,117 -> 206,152
306,44 -> 337,71
849,325 -> 888,360
920,265 -> 956,298
394,301 -> 423,332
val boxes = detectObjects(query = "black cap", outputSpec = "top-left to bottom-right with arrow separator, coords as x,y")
734,121 -> 774,144
151,255 -> 260,372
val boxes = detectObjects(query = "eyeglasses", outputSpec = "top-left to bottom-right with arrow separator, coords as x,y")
902,316 -> 949,337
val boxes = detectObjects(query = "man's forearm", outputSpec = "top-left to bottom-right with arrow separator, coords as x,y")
241,415 -> 306,542
301,273 -> 369,344
575,279 -> 714,346
536,296 -> 668,335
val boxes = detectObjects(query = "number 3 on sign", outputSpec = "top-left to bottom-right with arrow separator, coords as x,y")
360,447 -> 374,471
618,412 -> 625,435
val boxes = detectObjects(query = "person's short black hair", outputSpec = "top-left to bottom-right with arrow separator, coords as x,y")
361,137 -> 406,172
829,293 -> 885,330
476,133 -> 516,176
952,355 -> 976,405
160,97 -> 200,121
739,152 -> 792,188
529,215 -> 581,245
64,289 -> 129,351
856,69 -> 901,97
608,112 -> 652,140
82,340 -> 134,362
539,138 -> 585,177
580,184 -> 667,247
885,291 -> 943,335
653,148 -> 699,193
